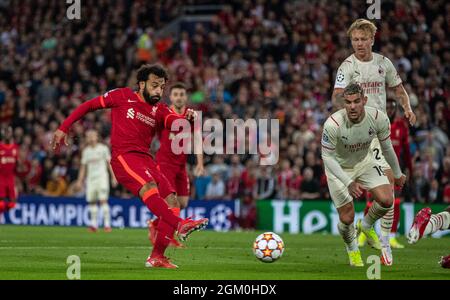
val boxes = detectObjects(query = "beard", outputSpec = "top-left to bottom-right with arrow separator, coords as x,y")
143,89 -> 161,105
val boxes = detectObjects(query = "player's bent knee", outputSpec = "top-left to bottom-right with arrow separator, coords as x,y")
338,208 -> 354,225
337,202 -> 354,225
377,197 -> 393,208
339,213 -> 355,225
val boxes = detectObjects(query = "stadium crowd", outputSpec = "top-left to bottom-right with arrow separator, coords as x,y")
0,0 -> 449,228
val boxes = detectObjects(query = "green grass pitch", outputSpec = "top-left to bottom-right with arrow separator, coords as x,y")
0,225 -> 448,280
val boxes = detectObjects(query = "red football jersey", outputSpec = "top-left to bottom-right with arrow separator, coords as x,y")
0,143 -> 19,177
59,87 -> 182,157
156,106 -> 192,166
390,117 -> 413,173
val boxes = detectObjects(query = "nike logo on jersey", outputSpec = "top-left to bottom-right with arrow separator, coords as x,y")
128,99 -> 137,103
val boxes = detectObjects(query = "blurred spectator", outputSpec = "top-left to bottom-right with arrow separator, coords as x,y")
276,159 -> 293,199
226,168 -> 241,200
43,170 -> 68,197
299,167 -> 320,200
253,166 -> 275,200
25,159 -> 43,194
204,172 -> 226,200
288,167 -> 303,199
207,155 -> 229,180
227,154 -> 244,178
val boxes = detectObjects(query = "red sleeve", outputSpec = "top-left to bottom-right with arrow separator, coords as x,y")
59,89 -> 123,133
157,104 -> 190,130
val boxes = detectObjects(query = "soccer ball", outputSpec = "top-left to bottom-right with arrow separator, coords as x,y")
253,232 -> 285,263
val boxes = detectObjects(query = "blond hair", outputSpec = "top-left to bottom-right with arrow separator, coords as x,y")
347,19 -> 377,39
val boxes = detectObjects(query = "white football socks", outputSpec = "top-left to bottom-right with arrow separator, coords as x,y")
101,203 -> 111,228
89,205 -> 98,228
424,211 -> 450,236
338,221 -> 358,252
363,201 -> 390,230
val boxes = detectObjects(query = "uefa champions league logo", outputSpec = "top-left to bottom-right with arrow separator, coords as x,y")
209,204 -> 233,231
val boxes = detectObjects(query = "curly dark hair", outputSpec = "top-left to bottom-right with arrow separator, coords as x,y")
136,64 -> 169,84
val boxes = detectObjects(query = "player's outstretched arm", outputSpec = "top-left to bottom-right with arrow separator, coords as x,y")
321,148 -> 354,188
377,110 -> 406,188
51,94 -> 114,151
379,138 -> 406,188
322,147 -> 364,198
331,88 -> 345,111
392,83 -> 416,126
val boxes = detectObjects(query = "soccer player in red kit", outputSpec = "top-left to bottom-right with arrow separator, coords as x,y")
149,82 -> 205,247
51,64 -> 208,269
0,126 -> 19,215
359,98 -> 413,249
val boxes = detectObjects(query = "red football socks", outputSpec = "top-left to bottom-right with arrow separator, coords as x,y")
153,207 -> 180,228
151,220 -> 175,258
142,188 -> 181,229
142,188 -> 183,258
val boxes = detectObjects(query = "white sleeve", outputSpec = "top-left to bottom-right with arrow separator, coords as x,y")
376,111 -> 402,178
376,111 -> 391,142
379,138 -> 402,178
321,119 -> 338,151
321,120 -> 353,187
384,56 -> 402,88
334,62 -> 352,89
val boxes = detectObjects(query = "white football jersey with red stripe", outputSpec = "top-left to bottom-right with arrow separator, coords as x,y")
334,53 -> 402,113
321,107 -> 390,168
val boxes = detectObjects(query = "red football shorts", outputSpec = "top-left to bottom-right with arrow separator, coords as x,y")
0,176 -> 17,200
110,152 -> 175,199
157,161 -> 190,197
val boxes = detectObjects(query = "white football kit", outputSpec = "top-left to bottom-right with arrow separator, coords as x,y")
334,52 -> 403,170
81,143 -> 111,202
321,107 -> 402,208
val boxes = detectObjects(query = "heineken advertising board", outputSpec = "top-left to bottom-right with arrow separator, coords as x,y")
257,199 -> 450,238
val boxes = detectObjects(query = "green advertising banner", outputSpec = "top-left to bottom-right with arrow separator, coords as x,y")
257,200 -> 450,238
